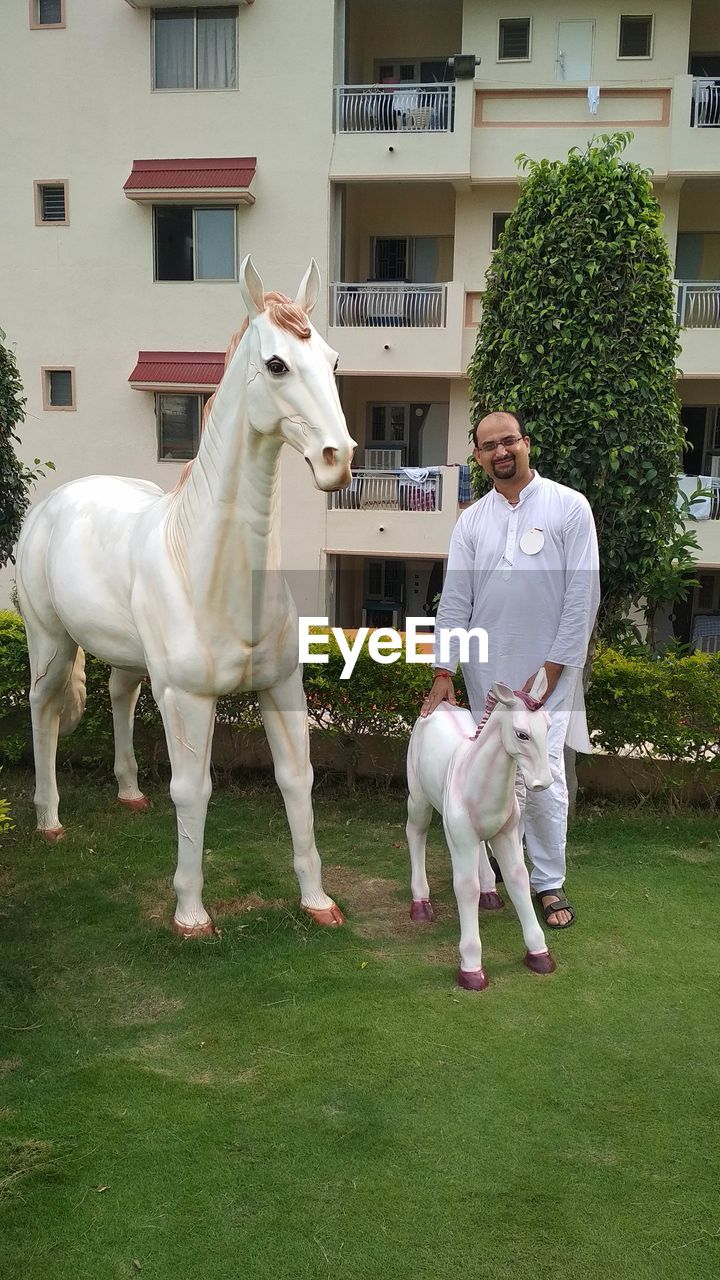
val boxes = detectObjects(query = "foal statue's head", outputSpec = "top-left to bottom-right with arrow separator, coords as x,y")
491,672 -> 553,794
238,256 -> 356,491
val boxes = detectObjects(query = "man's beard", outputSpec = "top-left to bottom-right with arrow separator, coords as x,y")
492,457 -> 516,479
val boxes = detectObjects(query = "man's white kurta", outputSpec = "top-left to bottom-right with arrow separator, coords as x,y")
434,472 -> 600,752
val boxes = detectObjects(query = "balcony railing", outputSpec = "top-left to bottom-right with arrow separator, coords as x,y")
691,78 -> 720,127
330,282 -> 447,328
327,468 -> 443,512
678,474 -> 720,520
677,282 -> 720,328
335,83 -> 454,133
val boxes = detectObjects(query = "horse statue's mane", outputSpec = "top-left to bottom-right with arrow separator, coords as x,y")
175,292 -> 312,492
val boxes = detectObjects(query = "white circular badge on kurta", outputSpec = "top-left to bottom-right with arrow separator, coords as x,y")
519,528 -> 544,555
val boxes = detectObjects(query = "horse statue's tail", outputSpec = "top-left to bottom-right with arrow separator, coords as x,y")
59,647 -> 87,736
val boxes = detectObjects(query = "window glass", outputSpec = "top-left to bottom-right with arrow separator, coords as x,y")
38,0 -> 62,24
195,208 -> 236,280
492,212 -> 511,249
49,370 -> 72,406
158,394 -> 200,460
619,16 -> 653,58
197,7 -> 237,89
498,18 -> 530,60
155,207 -> 193,281
154,10 -> 194,88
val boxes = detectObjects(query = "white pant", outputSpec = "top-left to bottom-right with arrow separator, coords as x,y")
517,702 -> 570,893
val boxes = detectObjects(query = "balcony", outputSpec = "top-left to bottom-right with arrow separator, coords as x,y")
335,84 -> 454,134
677,282 -> 720,328
330,78 -> 473,183
680,474 -> 720,567
691,78 -> 720,128
324,465 -> 462,558
328,281 -> 465,376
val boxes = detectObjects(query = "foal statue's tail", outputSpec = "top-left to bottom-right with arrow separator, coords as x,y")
59,647 -> 87,736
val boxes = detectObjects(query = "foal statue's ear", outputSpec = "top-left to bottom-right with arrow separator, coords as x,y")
491,681 -> 515,706
239,256 -> 266,319
294,259 -> 321,315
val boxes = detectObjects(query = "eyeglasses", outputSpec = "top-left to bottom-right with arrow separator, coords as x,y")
476,435 -> 525,455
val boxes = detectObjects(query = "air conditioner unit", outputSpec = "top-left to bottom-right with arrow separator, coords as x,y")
366,448 -> 402,470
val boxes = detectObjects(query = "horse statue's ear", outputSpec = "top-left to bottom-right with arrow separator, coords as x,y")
528,668 -> 548,701
239,256 -> 266,319
491,681 -> 515,706
294,259 -> 321,316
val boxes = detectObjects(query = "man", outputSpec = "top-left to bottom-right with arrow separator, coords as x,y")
423,411 -> 600,928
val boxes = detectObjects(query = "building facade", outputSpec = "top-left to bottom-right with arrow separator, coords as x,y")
2,0 -> 719,642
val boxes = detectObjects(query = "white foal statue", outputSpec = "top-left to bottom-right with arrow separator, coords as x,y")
16,257 -> 356,937
406,670 -> 556,989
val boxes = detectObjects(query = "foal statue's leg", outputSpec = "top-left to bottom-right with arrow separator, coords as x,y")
490,823 -> 555,974
406,786 -> 434,921
154,684 -> 217,937
444,811 -> 487,990
109,667 -> 149,811
258,669 -> 343,926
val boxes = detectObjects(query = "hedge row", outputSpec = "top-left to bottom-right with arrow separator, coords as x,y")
1,610 -> 718,772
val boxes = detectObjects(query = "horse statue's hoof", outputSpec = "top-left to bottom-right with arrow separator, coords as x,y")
523,949 -> 556,975
119,795 -> 150,812
305,903 -> 344,927
410,899 -> 434,922
457,966 -> 489,991
38,826 -> 65,843
479,891 -> 504,911
171,916 -> 217,939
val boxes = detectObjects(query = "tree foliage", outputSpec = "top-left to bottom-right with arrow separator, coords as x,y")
468,134 -> 690,635
0,328 -> 53,569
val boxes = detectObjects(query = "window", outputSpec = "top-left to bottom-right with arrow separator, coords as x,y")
30,0 -> 65,28
491,212 -> 511,249
34,181 -> 68,225
153,206 -> 236,281
369,405 -> 409,452
498,18 -> 531,61
618,15 -> 653,59
372,238 -> 410,282
157,393 -> 208,460
42,367 -> 75,410
153,7 -> 237,90
375,58 -> 455,84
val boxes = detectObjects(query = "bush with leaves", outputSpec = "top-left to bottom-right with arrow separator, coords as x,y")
0,329 -> 54,569
468,134 -> 691,636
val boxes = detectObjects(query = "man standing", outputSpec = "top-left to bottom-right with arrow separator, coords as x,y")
423,411 -> 600,928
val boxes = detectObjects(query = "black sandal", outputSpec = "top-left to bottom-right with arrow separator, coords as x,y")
537,889 -> 575,929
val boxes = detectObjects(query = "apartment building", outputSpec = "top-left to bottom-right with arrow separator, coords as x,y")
2,0 -> 719,644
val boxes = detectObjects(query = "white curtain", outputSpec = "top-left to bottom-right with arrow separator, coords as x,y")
197,8 -> 237,90
154,11 -> 194,89
195,208 -> 236,280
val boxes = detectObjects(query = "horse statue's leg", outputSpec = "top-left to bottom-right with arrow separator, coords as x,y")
258,669 -> 343,926
109,667 -> 149,812
406,785 -> 435,922
490,824 -> 555,974
443,809 -> 487,990
26,628 -> 79,841
154,684 -> 217,937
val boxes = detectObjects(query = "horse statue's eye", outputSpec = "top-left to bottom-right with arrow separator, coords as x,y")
266,358 -> 288,376
515,730 -> 530,741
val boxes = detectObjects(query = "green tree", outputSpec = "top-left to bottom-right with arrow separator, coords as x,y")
468,133 -> 692,636
0,327 -> 53,569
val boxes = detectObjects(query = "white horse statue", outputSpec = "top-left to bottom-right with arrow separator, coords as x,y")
16,257 -> 356,937
406,671 -> 556,989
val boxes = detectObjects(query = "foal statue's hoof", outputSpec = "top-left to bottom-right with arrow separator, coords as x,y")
171,916 -> 217,939
38,826 -> 65,844
410,899 -> 434,922
304,903 -> 345,927
479,891 -> 504,911
523,949 -> 556,975
457,967 -> 489,991
119,795 -> 150,813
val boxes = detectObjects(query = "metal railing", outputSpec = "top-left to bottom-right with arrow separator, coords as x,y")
691,77 -> 720,127
676,282 -> 720,328
330,282 -> 447,328
327,469 -> 443,512
678,474 -> 720,520
335,83 -> 454,133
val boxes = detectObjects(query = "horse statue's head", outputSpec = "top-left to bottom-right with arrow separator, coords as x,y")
490,670 -> 553,794
238,255 -> 356,491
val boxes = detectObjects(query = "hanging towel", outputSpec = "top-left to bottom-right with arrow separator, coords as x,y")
587,85 -> 600,115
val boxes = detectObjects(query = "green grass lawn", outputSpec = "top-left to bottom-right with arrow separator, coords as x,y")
1,768 -> 719,1280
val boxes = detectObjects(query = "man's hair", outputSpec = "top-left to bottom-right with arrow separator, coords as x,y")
472,409 -> 526,449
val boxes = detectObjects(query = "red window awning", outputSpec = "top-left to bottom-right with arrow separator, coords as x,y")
129,351 -> 226,391
123,157 -> 256,204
